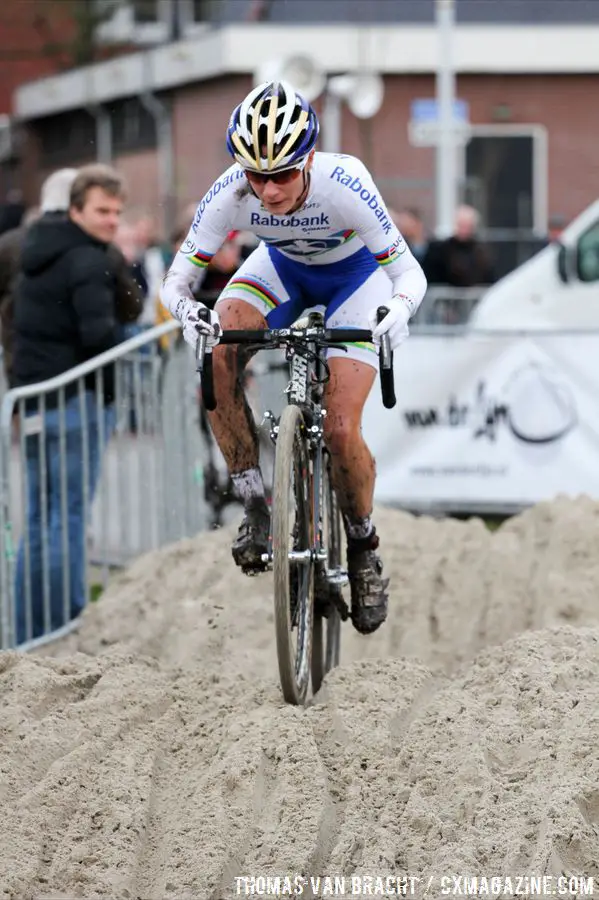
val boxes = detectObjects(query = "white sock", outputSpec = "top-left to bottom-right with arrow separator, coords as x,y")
231,467 -> 265,505
345,515 -> 373,540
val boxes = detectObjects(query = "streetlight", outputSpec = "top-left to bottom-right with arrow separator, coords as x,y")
254,57 -> 384,155
436,0 -> 459,238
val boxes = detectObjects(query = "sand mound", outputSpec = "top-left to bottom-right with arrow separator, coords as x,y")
2,495 -> 599,898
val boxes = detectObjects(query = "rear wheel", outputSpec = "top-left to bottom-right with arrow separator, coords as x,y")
272,404 -> 314,705
312,456 -> 343,695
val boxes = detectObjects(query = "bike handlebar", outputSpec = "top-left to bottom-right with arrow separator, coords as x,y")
195,305 -> 396,412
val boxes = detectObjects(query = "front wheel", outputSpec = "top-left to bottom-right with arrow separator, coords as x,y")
272,404 -> 314,705
312,456 -> 343,694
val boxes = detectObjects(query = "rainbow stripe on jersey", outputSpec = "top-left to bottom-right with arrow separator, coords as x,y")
188,247 -> 213,269
221,277 -> 282,310
374,239 -> 405,267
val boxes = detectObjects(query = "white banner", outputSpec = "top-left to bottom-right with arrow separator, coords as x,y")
363,332 -> 599,510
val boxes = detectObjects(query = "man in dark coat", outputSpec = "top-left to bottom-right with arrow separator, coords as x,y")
12,163 -> 139,644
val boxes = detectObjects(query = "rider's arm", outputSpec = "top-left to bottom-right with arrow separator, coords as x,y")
160,178 -> 236,322
333,158 -> 427,317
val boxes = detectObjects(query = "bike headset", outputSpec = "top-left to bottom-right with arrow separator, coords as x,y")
226,80 -> 320,210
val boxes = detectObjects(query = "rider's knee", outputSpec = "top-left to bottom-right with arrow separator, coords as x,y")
323,414 -> 359,455
212,343 -> 237,380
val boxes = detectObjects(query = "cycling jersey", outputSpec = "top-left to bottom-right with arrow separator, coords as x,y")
161,152 -> 427,322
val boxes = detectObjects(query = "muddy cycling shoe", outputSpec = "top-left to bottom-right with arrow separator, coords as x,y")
231,497 -> 271,574
347,529 -> 389,635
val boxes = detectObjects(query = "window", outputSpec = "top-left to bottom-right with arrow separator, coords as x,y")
36,111 -> 96,166
131,0 -> 160,22
179,0 -> 218,29
576,221 -> 599,283
465,134 -> 535,230
110,97 -> 157,153
192,0 -> 213,19
461,126 -> 548,278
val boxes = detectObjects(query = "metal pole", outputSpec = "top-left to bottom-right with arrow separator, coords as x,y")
435,0 -> 457,238
321,87 -> 342,154
141,54 -> 175,238
87,105 -> 112,164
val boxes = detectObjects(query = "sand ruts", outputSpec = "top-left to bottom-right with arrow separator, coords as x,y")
1,495 -> 599,898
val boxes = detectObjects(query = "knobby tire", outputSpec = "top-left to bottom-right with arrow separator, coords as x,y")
311,457 -> 342,694
273,404 -> 314,705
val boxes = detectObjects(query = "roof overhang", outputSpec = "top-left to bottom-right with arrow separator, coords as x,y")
14,23 -> 599,120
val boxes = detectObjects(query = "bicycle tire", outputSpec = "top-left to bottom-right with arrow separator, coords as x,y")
312,457 -> 342,694
272,404 -> 314,705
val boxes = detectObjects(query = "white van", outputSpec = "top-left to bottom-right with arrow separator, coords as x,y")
469,199 -> 599,330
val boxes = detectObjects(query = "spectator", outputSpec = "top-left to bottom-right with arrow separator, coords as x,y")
0,169 -> 77,385
0,188 -> 25,236
548,213 -> 568,244
423,204 -> 495,287
394,207 -> 429,264
131,211 -> 169,328
113,220 -> 149,333
12,163 -> 131,643
0,169 -> 141,388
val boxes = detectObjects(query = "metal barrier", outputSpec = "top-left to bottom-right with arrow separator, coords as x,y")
0,321 -> 212,651
412,285 -> 488,327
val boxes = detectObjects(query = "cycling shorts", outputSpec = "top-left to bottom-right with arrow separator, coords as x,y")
217,243 -> 393,369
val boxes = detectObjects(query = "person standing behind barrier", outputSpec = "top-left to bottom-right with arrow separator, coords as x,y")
12,164 -> 128,644
0,170 -> 142,388
0,169 -> 77,387
422,204 -> 495,287
131,212 -> 168,328
392,208 -> 430,265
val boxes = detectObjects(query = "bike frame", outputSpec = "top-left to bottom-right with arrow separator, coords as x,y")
195,306 -> 395,568
261,313 -> 332,576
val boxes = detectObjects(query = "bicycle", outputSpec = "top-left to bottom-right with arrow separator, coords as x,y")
195,307 -> 396,705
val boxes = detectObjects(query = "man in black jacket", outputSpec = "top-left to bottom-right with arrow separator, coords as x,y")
12,163 -> 131,644
0,169 -> 142,390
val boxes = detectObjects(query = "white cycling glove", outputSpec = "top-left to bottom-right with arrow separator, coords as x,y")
176,298 -> 221,349
368,295 -> 412,351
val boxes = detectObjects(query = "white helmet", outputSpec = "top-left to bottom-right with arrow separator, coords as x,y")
226,80 -> 319,173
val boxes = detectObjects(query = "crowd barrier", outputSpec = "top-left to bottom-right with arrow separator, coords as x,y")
0,322 -> 212,650
412,285 -> 487,326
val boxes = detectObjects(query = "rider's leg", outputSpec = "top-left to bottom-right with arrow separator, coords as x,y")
209,241 -> 298,497
323,355 -> 388,635
322,356 -> 376,526
209,297 -> 265,479
208,297 -> 271,569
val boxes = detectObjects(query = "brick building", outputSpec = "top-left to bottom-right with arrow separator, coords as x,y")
0,0 -> 140,195
7,1 -> 599,273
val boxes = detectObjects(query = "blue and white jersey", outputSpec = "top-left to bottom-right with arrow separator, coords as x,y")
161,152 -> 427,318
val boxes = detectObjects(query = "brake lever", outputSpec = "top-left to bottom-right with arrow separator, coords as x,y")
195,308 -> 211,374
375,305 -> 396,409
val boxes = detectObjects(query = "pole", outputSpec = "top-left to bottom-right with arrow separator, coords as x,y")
322,88 -> 342,154
435,0 -> 458,238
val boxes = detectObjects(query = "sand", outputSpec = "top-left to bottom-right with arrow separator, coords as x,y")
2,495 -> 599,899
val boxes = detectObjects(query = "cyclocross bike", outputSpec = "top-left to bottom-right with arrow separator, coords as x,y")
195,306 -> 396,705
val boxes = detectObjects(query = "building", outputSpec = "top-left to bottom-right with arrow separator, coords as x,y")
8,0 -> 599,273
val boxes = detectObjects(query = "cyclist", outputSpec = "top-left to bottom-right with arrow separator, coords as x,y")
160,80 -> 427,635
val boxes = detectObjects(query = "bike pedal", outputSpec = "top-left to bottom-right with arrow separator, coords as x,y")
332,590 -> 350,621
